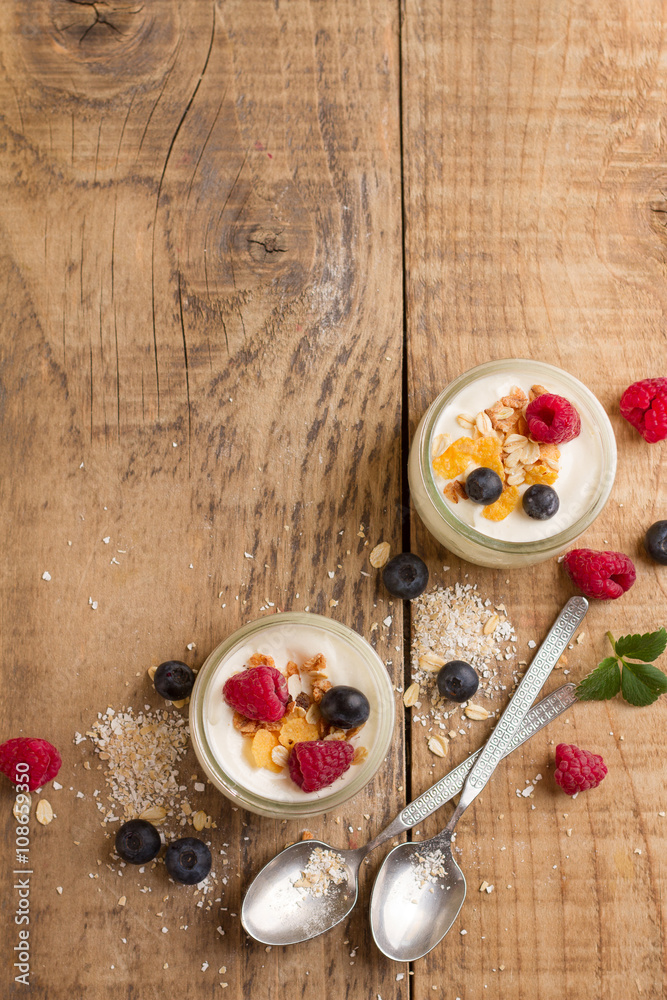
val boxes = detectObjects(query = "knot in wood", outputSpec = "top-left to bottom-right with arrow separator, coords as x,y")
247,228 -> 287,263
51,0 -> 151,51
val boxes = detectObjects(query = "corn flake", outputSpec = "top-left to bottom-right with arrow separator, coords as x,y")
482,485 -> 520,521
251,730 -> 283,772
524,464 -> 558,486
433,436 -> 504,480
279,717 -> 319,749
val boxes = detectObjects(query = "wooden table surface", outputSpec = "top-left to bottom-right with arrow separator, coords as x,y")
1,1 -> 666,997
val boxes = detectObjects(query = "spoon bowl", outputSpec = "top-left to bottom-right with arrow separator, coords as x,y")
240,678 -> 579,947
371,831 -> 466,961
369,597 -> 588,963
241,840 -> 364,945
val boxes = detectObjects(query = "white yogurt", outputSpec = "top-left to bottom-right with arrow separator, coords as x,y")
430,373 -> 604,543
203,621 -> 382,803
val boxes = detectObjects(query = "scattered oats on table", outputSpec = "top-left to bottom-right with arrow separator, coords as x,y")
36,799 -> 54,825
83,705 -> 196,835
410,584 -> 517,732
369,541 -> 391,568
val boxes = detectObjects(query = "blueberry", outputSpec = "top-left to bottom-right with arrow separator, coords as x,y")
153,660 -> 195,701
645,520 -> 667,565
436,660 -> 479,702
165,837 -> 212,885
115,819 -> 161,865
522,485 -> 560,520
320,686 -> 370,729
382,553 -> 429,600
464,467 -> 503,505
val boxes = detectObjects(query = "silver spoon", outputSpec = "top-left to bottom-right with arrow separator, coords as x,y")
241,685 -> 576,946
242,594 -> 584,947
369,595 -> 588,962
241,684 -> 578,946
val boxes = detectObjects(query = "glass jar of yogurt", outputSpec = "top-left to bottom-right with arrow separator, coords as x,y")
189,613 -> 396,819
408,359 -> 617,569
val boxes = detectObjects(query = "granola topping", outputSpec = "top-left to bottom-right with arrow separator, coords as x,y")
427,372 -> 604,542
433,382 -> 561,522
228,653 -> 365,780
204,623 -> 383,803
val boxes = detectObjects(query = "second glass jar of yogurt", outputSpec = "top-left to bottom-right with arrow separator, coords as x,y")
190,613 -> 395,819
408,359 -> 617,569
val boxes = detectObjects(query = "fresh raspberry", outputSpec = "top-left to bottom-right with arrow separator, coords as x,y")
620,378 -> 667,443
0,738 -> 62,791
223,665 -> 288,722
525,393 -> 581,444
288,740 -> 355,793
562,548 -> 636,600
553,743 -> 607,795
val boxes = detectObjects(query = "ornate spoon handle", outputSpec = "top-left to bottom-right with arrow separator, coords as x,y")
396,682 -> 576,830
452,596 -> 587,818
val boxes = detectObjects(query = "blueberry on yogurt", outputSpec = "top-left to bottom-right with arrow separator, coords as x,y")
464,467 -> 503,505
522,485 -> 559,520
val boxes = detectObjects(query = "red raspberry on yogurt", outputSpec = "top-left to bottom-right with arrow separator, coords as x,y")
223,663 -> 289,722
525,393 -> 581,445
289,740 -> 355,792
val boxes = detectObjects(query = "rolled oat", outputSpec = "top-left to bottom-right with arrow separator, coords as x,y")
411,584 -> 517,734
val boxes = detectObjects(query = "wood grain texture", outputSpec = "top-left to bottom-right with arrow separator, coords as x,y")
0,1 -> 403,997
4,0 -> 667,996
403,1 -> 667,998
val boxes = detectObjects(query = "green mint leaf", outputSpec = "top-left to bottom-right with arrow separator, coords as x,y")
576,657 -> 621,701
615,627 -> 667,663
621,662 -> 667,707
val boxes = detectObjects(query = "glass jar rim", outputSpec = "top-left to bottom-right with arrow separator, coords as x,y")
418,358 -> 617,554
189,612 -> 396,819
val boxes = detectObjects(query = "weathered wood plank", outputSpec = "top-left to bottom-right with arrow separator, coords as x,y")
0,1 -> 404,996
403,2 -> 667,998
